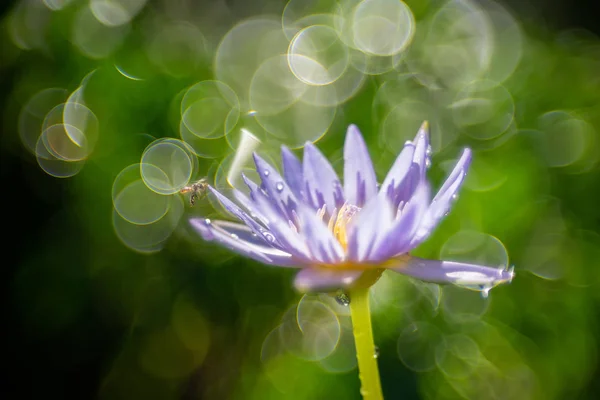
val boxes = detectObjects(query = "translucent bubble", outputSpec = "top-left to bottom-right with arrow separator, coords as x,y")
146,21 -> 207,77
181,81 -> 240,139
40,124 -> 89,162
441,284 -> 490,323
461,156 -> 507,192
381,100 -> 437,153
62,101 -> 99,154
250,55 -> 308,117
288,25 -> 350,86
397,321 -> 443,371
451,81 -> 514,140
113,194 -> 184,253
36,99 -> 99,162
440,230 -> 509,270
435,334 -> 481,379
319,317 -> 357,373
349,47 -> 404,75
42,0 -> 75,11
215,18 -> 289,110
140,139 -> 197,195
479,0 -> 523,85
35,133 -> 85,178
279,297 -> 341,361
255,96 -> 336,148
406,0 -> 492,89
179,121 -> 230,159
112,164 -> 171,225
537,111 -> 593,168
282,0 -> 340,39
352,0 -> 415,56
72,6 -> 129,59
8,0 -> 50,50
19,88 -> 68,155
301,63 -> 366,107
90,0 -> 148,27
261,324 -> 287,364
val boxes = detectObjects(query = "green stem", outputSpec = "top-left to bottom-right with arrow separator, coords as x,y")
349,286 -> 383,400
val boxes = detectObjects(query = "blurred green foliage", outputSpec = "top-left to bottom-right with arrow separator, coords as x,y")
3,0 -> 600,399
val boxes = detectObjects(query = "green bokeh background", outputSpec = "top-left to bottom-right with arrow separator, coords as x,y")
3,0 -> 600,399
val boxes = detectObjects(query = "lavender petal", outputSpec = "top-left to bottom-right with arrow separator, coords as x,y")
190,218 -> 298,267
344,125 -> 378,207
379,141 -> 416,208
296,203 -> 345,264
370,182 -> 430,261
208,186 -> 281,247
281,145 -> 304,199
294,267 -> 364,293
303,142 -> 344,214
347,193 -> 395,262
411,148 -> 472,246
253,153 -> 299,221
389,256 -> 514,293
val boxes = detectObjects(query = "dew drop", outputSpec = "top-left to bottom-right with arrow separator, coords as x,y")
374,346 -> 380,359
263,170 -> 270,177
481,286 -> 491,298
404,140 -> 413,146
335,290 -> 350,306
262,231 -> 276,243
425,158 -> 431,169
426,145 -> 433,156
275,182 -> 284,192
204,218 -> 212,225
451,193 -> 458,201
231,233 -> 239,239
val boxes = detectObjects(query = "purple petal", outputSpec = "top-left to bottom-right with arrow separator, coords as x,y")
389,256 -> 514,293
250,189 -> 314,263
208,186 -> 280,247
253,153 -> 299,221
370,182 -> 430,260
412,148 -> 472,246
294,267 -> 364,292
190,218 -> 298,267
303,142 -> 344,214
379,141 -> 416,208
412,121 -> 430,178
296,204 -> 345,264
379,122 -> 430,209
344,125 -> 377,207
347,194 -> 395,262
281,145 -> 304,199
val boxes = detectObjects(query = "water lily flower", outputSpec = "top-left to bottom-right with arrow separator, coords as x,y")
191,123 -> 514,296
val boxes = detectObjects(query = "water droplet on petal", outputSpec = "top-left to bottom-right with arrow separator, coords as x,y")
404,140 -> 413,146
481,287 -> 491,298
374,346 -> 380,359
425,158 -> 431,169
276,182 -> 284,192
335,290 -> 350,306
263,170 -> 270,177
231,233 -> 239,239
426,145 -> 432,156
451,194 -> 458,201
204,218 -> 212,225
262,230 -> 276,243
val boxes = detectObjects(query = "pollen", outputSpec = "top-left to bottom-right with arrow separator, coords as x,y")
327,203 -> 361,251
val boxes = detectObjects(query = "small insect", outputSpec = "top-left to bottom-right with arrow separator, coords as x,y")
180,178 -> 209,206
